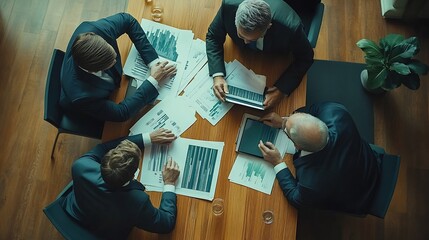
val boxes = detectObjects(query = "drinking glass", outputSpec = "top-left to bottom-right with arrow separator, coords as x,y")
262,210 -> 274,224
212,198 -> 224,216
151,4 -> 164,22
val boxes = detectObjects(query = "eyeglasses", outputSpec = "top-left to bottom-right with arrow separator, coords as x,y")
281,117 -> 292,140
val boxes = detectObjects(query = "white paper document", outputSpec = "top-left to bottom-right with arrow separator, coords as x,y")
140,137 -> 225,201
123,19 -> 194,99
129,96 -> 196,137
228,154 -> 277,195
180,38 -> 208,93
183,64 -> 236,126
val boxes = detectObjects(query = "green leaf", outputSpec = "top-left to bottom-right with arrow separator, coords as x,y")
367,67 -> 388,89
356,39 -> 383,58
390,62 -> 411,75
389,37 -> 419,62
402,36 -> 419,54
382,71 -> 402,90
364,56 -> 383,67
408,60 -> 429,75
379,34 -> 404,53
401,72 -> 420,90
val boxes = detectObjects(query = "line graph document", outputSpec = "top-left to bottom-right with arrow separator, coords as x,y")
123,19 -> 194,99
228,153 -> 276,195
140,137 -> 224,201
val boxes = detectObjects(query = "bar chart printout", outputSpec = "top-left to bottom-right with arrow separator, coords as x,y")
181,145 -> 218,192
146,28 -> 179,61
140,144 -> 169,186
140,137 -> 224,200
228,154 -> 276,195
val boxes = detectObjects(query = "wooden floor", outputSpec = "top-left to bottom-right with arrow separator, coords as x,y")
0,0 -> 428,239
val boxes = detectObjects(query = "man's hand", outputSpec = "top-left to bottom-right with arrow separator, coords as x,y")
162,157 -> 180,185
258,141 -> 283,166
150,61 -> 177,82
263,87 -> 284,109
213,76 -> 229,101
150,128 -> 177,144
260,112 -> 283,129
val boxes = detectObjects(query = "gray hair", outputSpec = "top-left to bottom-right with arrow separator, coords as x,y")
235,0 -> 272,32
289,113 -> 329,152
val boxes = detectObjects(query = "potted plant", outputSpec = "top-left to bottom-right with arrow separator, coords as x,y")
356,33 -> 428,92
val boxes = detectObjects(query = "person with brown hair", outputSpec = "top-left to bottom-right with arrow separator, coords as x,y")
62,128 -> 180,239
60,13 -> 176,122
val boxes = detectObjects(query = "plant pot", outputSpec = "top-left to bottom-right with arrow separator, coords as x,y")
360,69 -> 385,94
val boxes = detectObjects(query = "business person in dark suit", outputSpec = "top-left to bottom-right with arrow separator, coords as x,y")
62,128 -> 179,239
206,0 -> 314,108
258,102 -> 380,214
60,13 -> 176,122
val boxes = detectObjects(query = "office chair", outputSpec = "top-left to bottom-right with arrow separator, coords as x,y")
44,49 -> 104,159
43,182 -> 102,240
284,0 -> 325,48
367,151 -> 401,218
298,3 -> 325,48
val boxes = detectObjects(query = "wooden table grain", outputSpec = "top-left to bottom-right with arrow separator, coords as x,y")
103,0 -> 306,239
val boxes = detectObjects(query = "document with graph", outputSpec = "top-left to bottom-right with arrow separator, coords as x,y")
123,18 -> 194,99
228,153 -> 276,194
236,113 -> 295,158
140,137 -> 224,201
224,60 -> 266,110
183,64 -> 235,126
129,96 -> 196,137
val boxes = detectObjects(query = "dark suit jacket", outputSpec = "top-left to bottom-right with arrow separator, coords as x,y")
206,0 -> 314,95
60,13 -> 159,122
62,135 -> 177,239
277,102 -> 379,214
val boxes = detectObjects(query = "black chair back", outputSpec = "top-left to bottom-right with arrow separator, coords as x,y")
44,49 -> 65,128
368,154 -> 401,218
43,182 -> 102,240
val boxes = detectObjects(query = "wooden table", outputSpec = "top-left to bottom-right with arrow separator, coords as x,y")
103,0 -> 306,239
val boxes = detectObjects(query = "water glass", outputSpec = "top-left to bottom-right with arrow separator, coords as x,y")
151,5 -> 164,22
212,198 -> 224,216
262,210 -> 274,224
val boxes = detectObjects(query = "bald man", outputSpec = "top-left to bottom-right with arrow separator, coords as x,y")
258,102 -> 380,214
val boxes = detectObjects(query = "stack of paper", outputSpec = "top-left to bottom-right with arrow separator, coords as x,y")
183,64 -> 234,126
180,38 -> 207,93
140,137 -> 224,201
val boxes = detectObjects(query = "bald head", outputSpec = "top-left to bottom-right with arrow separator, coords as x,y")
285,113 -> 329,152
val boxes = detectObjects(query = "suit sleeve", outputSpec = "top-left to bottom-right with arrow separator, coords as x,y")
206,3 -> 227,77
135,192 -> 177,233
276,168 -> 318,209
94,12 -> 158,64
75,80 -> 158,122
274,26 -> 314,95
80,134 -> 145,163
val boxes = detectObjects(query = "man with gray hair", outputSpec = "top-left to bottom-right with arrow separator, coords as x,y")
206,0 -> 314,108
258,102 -> 380,214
